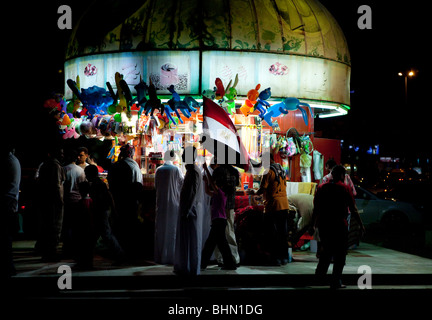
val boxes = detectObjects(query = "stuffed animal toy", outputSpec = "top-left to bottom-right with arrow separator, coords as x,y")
262,97 -> 313,127
66,77 -> 85,115
221,74 -> 239,114
80,86 -> 113,117
254,87 -> 271,119
240,84 -> 261,116
165,85 -> 198,124
134,77 -> 149,116
142,81 -> 163,116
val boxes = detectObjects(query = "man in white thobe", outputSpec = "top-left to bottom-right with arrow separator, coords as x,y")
174,147 -> 204,276
200,160 -> 217,253
154,151 -> 184,265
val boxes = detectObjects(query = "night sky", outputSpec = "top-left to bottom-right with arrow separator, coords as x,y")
319,0 -> 430,159
5,1 -> 430,166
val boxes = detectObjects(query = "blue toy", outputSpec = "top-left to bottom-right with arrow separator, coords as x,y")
134,79 -> 149,116
165,85 -> 199,124
67,81 -> 110,117
80,86 -> 114,117
142,82 -> 163,116
254,87 -> 271,118
262,97 -> 313,127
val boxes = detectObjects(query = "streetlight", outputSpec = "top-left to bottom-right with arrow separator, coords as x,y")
398,70 -> 415,104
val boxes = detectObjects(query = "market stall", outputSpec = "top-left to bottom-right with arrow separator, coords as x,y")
62,0 -> 350,180
47,71 -> 326,185
49,0 -> 353,263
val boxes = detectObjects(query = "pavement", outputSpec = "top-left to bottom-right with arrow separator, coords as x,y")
5,240 -> 432,317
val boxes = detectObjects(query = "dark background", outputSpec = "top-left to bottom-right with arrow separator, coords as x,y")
319,1 -> 430,160
4,1 -> 430,167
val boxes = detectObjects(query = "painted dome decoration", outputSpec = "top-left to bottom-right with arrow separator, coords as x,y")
67,0 -> 350,64
65,0 -> 350,111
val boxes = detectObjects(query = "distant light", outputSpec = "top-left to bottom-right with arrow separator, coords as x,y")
408,71 -> 414,77
20,206 -> 25,210
375,144 -> 379,155
398,72 -> 403,76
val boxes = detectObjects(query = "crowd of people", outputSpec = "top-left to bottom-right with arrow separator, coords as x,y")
2,136 -> 364,288
33,144 -> 136,268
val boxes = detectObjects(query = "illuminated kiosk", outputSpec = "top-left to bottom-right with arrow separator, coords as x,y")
65,0 -> 350,114
64,0 -> 350,179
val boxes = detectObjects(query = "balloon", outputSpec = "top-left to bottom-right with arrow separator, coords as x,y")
134,78 -> 149,116
222,74 -> 239,114
43,98 -> 60,110
61,113 -> 71,126
166,101 -> 181,124
165,85 -> 198,123
115,72 -> 127,110
119,79 -> 133,108
254,87 -> 271,118
262,97 -> 313,127
282,97 -> 312,126
80,85 -> 114,116
63,126 -> 79,139
114,114 -> 122,122
142,82 -> 163,116
215,78 -> 225,100
202,88 -> 216,100
108,104 -> 117,114
240,84 -> 260,116
79,107 -> 88,117
66,77 -> 85,116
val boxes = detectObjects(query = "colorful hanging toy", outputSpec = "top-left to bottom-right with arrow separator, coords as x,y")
220,74 -> 239,114
142,81 -> 163,117
80,86 -> 113,117
240,84 -> 260,116
165,85 -> 198,124
134,77 -> 149,116
254,87 -> 271,119
262,97 -> 313,127
66,77 -> 84,116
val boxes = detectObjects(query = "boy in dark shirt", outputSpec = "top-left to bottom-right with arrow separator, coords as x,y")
85,165 -> 125,264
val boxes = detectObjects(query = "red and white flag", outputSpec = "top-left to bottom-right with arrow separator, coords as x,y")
202,97 -> 250,171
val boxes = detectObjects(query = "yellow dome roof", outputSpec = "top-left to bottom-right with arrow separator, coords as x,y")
66,0 -> 350,65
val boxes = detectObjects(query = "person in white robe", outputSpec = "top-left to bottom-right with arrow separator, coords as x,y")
174,147 -> 204,276
200,159 -> 217,253
154,151 -> 184,264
